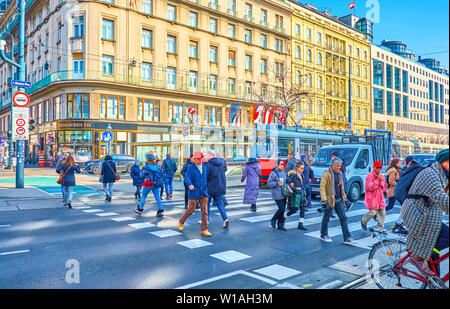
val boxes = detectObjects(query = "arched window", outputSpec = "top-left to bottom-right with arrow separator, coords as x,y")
332,80 -> 336,94
339,82 -> 344,97
307,73 -> 312,87
308,99 -> 312,114
307,49 -> 312,62
318,76 -> 322,89
357,85 -> 360,97
296,70 -> 301,85
318,100 -> 322,115
317,52 -> 322,65
357,65 -> 360,76
296,46 -> 301,59
364,67 -> 367,78
364,87 -> 368,99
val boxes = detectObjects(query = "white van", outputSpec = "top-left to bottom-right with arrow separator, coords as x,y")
310,143 -> 389,202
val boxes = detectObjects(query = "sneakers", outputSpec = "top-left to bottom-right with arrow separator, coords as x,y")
223,219 -> 230,229
344,238 -> 358,245
156,210 -> 164,217
250,205 -> 256,212
105,195 -> 109,202
134,208 -> 143,215
178,222 -> 184,232
361,219 -> 367,231
67,202 -> 72,209
393,224 -> 408,235
277,226 -> 287,231
200,230 -> 212,237
223,201 -> 229,207
165,196 -> 170,200
297,223 -> 307,231
320,235 -> 333,243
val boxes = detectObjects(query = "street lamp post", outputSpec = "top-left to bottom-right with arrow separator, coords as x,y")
107,124 -> 112,155
0,0 -> 26,188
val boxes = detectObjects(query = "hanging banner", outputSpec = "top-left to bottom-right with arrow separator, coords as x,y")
229,103 -> 242,126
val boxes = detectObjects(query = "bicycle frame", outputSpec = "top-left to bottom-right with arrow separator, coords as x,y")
394,251 -> 449,284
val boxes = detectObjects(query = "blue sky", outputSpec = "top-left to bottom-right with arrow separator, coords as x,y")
300,0 -> 449,70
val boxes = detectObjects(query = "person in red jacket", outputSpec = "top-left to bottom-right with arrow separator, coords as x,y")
361,161 -> 388,231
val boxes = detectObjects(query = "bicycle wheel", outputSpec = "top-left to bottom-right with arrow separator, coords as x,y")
368,239 -> 427,289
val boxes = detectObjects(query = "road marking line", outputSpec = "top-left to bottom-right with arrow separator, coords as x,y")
111,217 -> 136,222
317,280 -> 343,289
175,270 -> 277,289
0,249 -> 30,256
253,264 -> 302,280
128,222 -> 156,229
149,229 -> 182,238
210,250 -> 251,263
177,239 -> 213,249
82,209 -> 104,213
95,212 -> 119,217
0,225 -> 11,228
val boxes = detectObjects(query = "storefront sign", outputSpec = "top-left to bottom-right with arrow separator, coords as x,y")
57,121 -> 92,130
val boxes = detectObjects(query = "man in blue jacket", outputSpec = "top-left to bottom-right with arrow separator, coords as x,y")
301,155 -> 314,209
178,151 -> 211,237
205,150 -> 229,228
163,153 -> 177,200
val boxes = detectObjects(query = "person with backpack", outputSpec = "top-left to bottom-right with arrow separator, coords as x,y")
130,160 -> 144,200
99,155 -> 118,202
163,154 -> 177,200
134,154 -> 164,217
241,157 -> 261,212
56,155 -> 80,209
400,149 -> 449,277
267,159 -> 288,231
385,158 -> 402,211
286,163 -> 308,230
360,161 -> 388,232
178,151 -> 211,237
391,157 -> 423,234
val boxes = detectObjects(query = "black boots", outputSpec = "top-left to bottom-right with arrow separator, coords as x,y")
156,210 -> 164,217
297,222 -> 307,230
250,204 -> 256,212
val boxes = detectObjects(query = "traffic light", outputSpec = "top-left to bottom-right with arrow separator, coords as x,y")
29,119 -> 35,131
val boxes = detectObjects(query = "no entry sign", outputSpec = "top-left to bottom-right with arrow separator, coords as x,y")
13,92 -> 30,108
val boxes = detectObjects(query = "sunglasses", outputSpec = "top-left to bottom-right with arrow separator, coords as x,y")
374,167 -> 382,169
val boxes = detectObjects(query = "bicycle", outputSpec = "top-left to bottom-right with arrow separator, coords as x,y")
367,227 -> 449,289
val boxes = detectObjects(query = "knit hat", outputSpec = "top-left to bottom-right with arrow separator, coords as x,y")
435,149 -> 449,165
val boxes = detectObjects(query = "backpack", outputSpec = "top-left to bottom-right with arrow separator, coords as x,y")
393,164 -> 426,205
152,168 -> 165,188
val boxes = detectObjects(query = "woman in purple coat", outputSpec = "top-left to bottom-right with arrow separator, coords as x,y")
241,158 -> 261,212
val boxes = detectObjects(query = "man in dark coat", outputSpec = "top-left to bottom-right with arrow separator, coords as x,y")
100,155 -> 117,202
285,152 -> 298,174
301,155 -> 314,209
163,154 -> 177,200
130,160 -> 144,200
180,154 -> 194,209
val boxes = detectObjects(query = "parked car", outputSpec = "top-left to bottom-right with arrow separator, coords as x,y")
83,154 -> 135,174
401,154 -> 436,169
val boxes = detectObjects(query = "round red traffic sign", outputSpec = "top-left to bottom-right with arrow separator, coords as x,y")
16,127 -> 26,135
16,118 -> 26,127
13,92 -> 30,107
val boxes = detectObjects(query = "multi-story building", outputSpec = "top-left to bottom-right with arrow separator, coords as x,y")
287,3 -> 372,135
371,41 -> 449,156
0,0 -> 293,164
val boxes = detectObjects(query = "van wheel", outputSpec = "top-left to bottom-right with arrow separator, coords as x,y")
348,182 -> 361,202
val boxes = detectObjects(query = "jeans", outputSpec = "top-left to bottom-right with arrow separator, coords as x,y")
431,223 -> 449,277
320,199 -> 352,241
134,186 -> 141,199
63,186 -> 74,203
60,185 -> 65,199
386,197 -> 397,211
103,183 -> 113,197
272,198 -> 287,226
207,195 -> 228,222
305,184 -> 312,207
160,184 -> 164,198
165,174 -> 174,197
139,186 -> 163,211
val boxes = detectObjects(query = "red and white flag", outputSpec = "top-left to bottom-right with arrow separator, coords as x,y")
278,108 -> 287,124
263,107 -> 275,124
253,105 -> 264,123
348,1 -> 355,9
188,107 -> 196,115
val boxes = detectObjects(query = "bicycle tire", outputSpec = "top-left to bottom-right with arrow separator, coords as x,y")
368,239 -> 427,289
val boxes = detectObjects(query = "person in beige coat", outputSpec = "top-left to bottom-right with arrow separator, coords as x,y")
385,158 -> 402,211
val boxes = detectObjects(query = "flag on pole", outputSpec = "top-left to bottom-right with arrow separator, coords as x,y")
230,103 -> 242,125
348,1 -> 355,9
253,105 -> 264,123
263,107 -> 275,124
278,108 -> 288,125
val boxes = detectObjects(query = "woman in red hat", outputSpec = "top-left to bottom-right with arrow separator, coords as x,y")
361,161 -> 388,231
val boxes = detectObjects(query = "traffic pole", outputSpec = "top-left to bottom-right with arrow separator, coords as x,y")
16,0 -> 25,188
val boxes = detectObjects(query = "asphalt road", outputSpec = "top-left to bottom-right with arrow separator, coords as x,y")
5,181 -> 444,289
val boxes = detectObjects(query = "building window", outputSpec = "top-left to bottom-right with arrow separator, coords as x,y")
100,95 -> 125,120
102,19 -> 114,40
295,24 -> 300,35
402,70 -> 408,93
167,35 -> 176,53
275,39 -> 283,52
261,59 -> 267,74
189,41 -> 198,59
317,32 -> 322,43
209,75 -> 217,93
373,88 -> 384,114
204,106 -> 222,126
307,73 -> 312,87
386,64 -> 392,88
67,94 -> 89,118
138,99 -> 159,122
209,46 -> 217,63
306,28 -> 311,39
395,93 -> 401,117
142,29 -> 152,48
189,12 -> 198,27
102,55 -> 114,76
168,103 -> 198,123
228,78 -> 235,94
261,34 -> 267,48
403,96 -> 409,118
142,62 -> 152,81
318,76 -> 322,89
245,29 -> 252,43
166,67 -> 176,89
307,49 -> 312,62
296,70 -> 301,85
167,5 -> 176,21
245,55 -> 252,71
394,67 -> 401,91
142,0 -> 153,14
261,9 -> 267,25
317,52 -> 322,65
73,16 -> 85,37
275,62 -> 284,77
228,50 -> 235,67
209,18 -> 218,33
373,60 -> 384,86
228,24 -> 235,38
189,71 -> 198,92
245,3 -> 252,20
318,101 -> 322,115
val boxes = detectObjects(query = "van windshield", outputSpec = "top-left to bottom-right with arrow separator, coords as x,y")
313,148 -> 358,167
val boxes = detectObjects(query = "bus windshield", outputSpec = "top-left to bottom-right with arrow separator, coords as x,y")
313,148 -> 358,167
